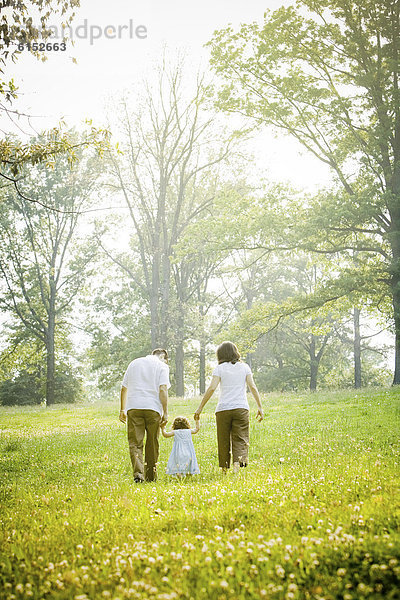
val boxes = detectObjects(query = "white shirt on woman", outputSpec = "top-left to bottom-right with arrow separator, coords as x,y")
122,355 -> 170,415
212,361 -> 252,413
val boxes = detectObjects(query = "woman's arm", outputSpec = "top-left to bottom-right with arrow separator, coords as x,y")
194,376 -> 220,420
246,374 -> 264,422
191,419 -> 200,434
161,424 -> 174,438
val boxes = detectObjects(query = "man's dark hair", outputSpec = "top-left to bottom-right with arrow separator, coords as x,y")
216,341 -> 241,365
152,348 -> 169,362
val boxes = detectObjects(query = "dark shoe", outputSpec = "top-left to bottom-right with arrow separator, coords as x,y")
134,476 -> 144,483
239,462 -> 247,468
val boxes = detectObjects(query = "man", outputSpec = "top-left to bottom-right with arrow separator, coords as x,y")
119,348 -> 170,482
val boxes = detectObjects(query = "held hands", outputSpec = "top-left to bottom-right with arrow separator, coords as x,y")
161,414 -> 168,427
256,409 -> 264,422
194,411 -> 201,421
119,410 -> 126,424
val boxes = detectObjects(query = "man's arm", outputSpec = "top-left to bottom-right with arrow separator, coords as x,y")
194,376 -> 220,419
161,423 -> 174,438
119,386 -> 127,423
159,384 -> 168,425
246,374 -> 264,422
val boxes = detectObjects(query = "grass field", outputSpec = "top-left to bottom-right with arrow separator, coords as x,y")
1,388 -> 400,600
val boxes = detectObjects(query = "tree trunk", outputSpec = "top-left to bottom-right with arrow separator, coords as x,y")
150,238 -> 161,347
150,291 -> 160,348
175,311 -> 185,397
353,307 -> 362,389
392,274 -> 400,384
199,339 -> 206,394
309,334 -> 318,392
160,254 -> 170,348
389,220 -> 400,384
310,360 -> 318,391
175,343 -> 184,397
245,288 -> 254,369
46,309 -> 55,406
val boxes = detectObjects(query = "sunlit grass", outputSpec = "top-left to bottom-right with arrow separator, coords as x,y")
1,388 -> 399,599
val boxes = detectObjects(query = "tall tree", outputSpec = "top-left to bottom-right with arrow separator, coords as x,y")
208,0 -> 400,382
0,138 -> 98,404
103,61 -> 238,395
86,258 -> 152,392
222,253 -> 342,391
1,1 -> 108,207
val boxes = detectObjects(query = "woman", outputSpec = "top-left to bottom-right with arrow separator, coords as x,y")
194,341 -> 263,472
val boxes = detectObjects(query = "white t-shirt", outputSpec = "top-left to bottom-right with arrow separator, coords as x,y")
212,361 -> 252,413
122,355 -> 171,415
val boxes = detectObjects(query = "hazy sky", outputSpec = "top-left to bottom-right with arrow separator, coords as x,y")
5,0 -> 332,190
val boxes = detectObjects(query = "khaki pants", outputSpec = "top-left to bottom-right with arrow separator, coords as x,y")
215,408 -> 249,468
127,409 -> 161,481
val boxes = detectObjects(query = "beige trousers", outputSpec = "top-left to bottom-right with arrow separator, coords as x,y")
127,409 -> 161,481
215,408 -> 249,468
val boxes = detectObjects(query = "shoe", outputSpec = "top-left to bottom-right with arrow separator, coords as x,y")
134,476 -> 144,483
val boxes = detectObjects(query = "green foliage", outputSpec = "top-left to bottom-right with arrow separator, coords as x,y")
0,370 -> 43,406
208,0 -> 399,188
0,0 -> 80,104
0,363 -> 82,406
0,135 -> 103,404
205,0 -> 400,380
0,388 -> 399,599
251,326 -> 391,392
0,134 -> 100,339
0,326 -> 83,405
1,1 -> 109,184
215,244 -> 387,353
86,275 -> 152,391
52,364 -> 83,404
1,127 -> 109,182
0,1 -> 80,57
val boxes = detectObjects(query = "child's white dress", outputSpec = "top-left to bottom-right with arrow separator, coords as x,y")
166,429 -> 200,475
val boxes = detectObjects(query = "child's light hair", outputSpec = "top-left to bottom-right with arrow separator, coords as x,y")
172,416 -> 191,430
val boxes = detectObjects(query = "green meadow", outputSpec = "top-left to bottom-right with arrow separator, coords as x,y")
1,388 -> 399,600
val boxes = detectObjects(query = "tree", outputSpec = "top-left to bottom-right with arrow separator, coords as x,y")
1,1 -> 109,208
0,137 -> 99,404
1,0 -> 80,98
207,0 -> 400,382
221,251 -> 346,391
86,263 -> 152,392
102,61 -> 239,395
0,329 -> 82,405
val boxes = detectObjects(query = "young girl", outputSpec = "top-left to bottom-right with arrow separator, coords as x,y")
161,416 -> 200,476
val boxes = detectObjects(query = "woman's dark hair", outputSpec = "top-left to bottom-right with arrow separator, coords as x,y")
216,341 -> 241,365
172,416 -> 191,430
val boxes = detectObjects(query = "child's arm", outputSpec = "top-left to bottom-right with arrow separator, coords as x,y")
161,424 -> 174,438
194,376 -> 220,420
191,419 -> 200,434
246,374 -> 264,422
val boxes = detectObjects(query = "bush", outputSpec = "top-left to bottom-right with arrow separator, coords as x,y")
0,365 -> 82,406
0,371 -> 43,406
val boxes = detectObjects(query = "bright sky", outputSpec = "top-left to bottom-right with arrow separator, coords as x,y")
5,0 -> 333,192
